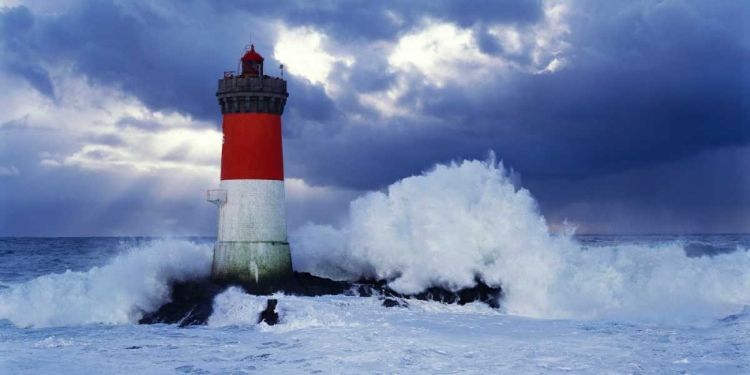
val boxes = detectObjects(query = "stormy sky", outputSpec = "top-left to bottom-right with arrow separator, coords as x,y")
0,0 -> 748,236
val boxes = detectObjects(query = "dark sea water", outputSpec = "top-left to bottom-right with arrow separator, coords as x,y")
0,237 -> 213,284
0,235 -> 748,374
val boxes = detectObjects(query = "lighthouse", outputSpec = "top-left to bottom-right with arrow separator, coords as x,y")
207,44 -> 292,294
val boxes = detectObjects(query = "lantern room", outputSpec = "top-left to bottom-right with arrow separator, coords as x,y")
240,44 -> 264,77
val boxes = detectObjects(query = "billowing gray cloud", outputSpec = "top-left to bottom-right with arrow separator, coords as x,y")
0,6 -> 55,97
283,0 -> 749,187
0,0 -> 748,235
210,0 -> 545,41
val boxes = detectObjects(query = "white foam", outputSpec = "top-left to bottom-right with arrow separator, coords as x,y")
208,288 -> 349,331
32,336 -> 87,348
208,287 -> 268,327
0,239 -> 212,328
293,157 -> 750,322
208,287 -> 500,332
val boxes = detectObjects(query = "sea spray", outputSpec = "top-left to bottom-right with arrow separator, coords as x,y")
2,159 -> 748,328
207,287 -> 500,330
293,157 -> 569,316
292,157 -> 750,322
0,239 -> 212,328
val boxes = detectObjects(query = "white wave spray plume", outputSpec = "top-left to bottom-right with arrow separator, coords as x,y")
293,156 -> 750,322
0,239 -> 212,328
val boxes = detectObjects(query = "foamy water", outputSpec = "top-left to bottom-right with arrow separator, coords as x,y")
0,158 -> 749,373
294,157 -> 750,322
0,239 -> 212,327
1,159 -> 749,328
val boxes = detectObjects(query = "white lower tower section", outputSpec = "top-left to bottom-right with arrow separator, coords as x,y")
208,180 -> 293,292
216,180 -> 287,242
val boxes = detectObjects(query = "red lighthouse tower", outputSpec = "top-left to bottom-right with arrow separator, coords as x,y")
208,44 -> 291,293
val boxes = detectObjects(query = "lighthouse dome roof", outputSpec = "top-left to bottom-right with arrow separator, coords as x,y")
241,45 -> 264,61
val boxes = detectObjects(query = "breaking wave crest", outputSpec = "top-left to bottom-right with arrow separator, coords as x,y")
293,157 -> 750,322
0,239 -> 212,328
1,158 -> 747,328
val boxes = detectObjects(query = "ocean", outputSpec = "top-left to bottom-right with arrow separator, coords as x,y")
1,236 -> 748,374
1,160 -> 749,374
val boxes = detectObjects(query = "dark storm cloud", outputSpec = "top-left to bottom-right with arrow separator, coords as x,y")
1,0 -> 749,235
0,0 -> 545,120
0,6 -> 55,97
284,77 -> 339,124
283,0 -> 750,189
284,122 -> 470,190
211,0 -> 543,42
1,2 -> 270,119
528,145 -> 750,234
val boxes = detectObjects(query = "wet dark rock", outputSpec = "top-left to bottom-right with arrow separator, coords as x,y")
350,275 -> 502,308
258,299 -> 279,325
138,279 -> 224,327
140,272 -> 502,327
381,298 -> 409,308
288,272 -> 352,296
382,298 -> 399,307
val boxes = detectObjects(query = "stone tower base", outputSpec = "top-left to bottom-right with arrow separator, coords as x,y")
211,241 -> 293,294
